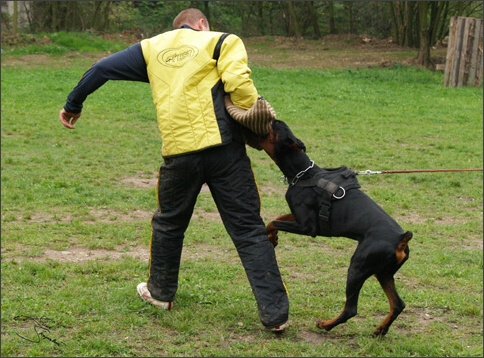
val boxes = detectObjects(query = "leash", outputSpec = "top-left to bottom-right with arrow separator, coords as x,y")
357,168 -> 483,175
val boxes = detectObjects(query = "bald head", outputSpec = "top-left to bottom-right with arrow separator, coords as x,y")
173,8 -> 210,31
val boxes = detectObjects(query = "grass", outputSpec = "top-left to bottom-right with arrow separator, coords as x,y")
1,31 -> 128,55
1,33 -> 483,356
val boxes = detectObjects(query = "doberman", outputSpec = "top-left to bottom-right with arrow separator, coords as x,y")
258,119 -> 413,337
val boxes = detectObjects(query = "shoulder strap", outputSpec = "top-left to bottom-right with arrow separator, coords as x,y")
213,33 -> 230,62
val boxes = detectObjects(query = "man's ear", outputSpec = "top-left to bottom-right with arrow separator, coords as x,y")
198,18 -> 209,31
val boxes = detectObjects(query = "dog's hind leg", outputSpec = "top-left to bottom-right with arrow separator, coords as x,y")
373,231 -> 412,336
316,261 -> 372,332
373,273 -> 405,336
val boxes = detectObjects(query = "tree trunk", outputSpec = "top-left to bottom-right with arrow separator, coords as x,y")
12,1 -> 19,34
435,1 -> 449,41
328,1 -> 336,34
103,1 -> 112,30
51,1 -> 58,32
203,1 -> 210,25
389,2 -> 400,45
404,2 -> 415,47
258,2 -> 265,35
92,1 -> 102,30
307,1 -> 321,39
287,1 -> 301,38
347,2 -> 354,34
416,2 -> 431,67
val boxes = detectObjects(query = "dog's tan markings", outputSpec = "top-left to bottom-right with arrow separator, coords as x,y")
315,303 -> 350,332
395,232 -> 412,265
372,271 -> 408,336
266,221 -> 279,247
316,318 -> 336,331
258,126 -> 277,161
266,214 -> 296,247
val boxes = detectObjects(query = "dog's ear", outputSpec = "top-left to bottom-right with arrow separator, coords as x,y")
275,120 -> 306,152
283,136 -> 306,152
294,137 -> 306,152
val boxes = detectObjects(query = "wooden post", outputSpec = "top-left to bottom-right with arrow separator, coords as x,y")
444,17 -> 483,87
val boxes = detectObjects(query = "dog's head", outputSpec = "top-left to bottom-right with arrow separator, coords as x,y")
259,120 -> 306,163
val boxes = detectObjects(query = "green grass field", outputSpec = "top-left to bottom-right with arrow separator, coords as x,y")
1,34 -> 482,356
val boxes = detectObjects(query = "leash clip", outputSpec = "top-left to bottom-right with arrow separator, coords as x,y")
358,169 -> 382,175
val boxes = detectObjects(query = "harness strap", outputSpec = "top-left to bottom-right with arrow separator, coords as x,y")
213,33 -> 230,63
292,167 -> 358,221
294,176 -> 339,192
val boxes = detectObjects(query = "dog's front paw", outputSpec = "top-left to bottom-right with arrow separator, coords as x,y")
268,231 -> 279,248
266,222 -> 279,248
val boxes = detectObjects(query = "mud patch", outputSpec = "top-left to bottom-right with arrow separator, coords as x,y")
3,242 -> 237,264
87,208 -> 152,223
40,245 -> 149,263
395,211 -> 473,226
121,177 -> 158,189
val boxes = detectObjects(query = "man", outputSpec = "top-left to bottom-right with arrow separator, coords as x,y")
59,8 -> 289,332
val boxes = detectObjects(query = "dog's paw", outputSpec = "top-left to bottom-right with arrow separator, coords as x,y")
372,325 -> 389,337
266,222 -> 279,248
316,320 -> 333,331
267,231 -> 279,248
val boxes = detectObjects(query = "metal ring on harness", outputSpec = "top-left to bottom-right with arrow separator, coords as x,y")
332,186 -> 345,199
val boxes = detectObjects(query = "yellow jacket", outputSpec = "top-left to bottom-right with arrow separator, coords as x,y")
141,28 -> 258,157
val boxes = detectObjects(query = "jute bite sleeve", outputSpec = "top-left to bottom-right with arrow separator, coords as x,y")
224,96 -> 276,135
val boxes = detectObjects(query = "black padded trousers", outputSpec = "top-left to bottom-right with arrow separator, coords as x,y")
147,141 -> 289,328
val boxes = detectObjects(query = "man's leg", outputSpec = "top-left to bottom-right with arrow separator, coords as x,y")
205,142 -> 289,328
147,155 -> 204,302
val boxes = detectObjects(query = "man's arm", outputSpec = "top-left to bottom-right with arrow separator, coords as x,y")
60,42 -> 149,128
216,35 -> 258,110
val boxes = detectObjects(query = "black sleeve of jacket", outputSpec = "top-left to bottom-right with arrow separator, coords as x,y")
64,42 -> 148,113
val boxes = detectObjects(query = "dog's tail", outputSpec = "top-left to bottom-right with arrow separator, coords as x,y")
395,231 -> 412,265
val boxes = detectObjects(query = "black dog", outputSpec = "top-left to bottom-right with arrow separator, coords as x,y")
259,120 -> 412,336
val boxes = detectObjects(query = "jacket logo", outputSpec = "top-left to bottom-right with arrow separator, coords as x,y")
158,46 -> 198,67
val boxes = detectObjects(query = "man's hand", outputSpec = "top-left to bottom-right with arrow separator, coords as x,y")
59,109 -> 81,129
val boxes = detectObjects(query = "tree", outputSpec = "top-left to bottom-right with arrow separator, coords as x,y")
287,1 -> 302,38
390,1 -> 482,68
327,1 -> 336,34
417,2 -> 431,67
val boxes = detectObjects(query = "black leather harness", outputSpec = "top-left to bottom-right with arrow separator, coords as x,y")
290,166 -> 360,221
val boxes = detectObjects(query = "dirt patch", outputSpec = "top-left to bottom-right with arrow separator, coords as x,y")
1,34 -> 448,71
244,35 -> 447,70
4,242 -> 238,264
88,208 -> 152,223
121,177 -> 158,189
395,211 -> 472,226
40,245 -> 149,263
20,208 -> 153,224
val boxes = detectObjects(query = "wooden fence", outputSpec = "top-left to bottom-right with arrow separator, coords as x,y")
444,16 -> 483,87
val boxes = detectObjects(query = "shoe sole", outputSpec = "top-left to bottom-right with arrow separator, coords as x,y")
137,282 -> 173,310
270,321 -> 289,333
